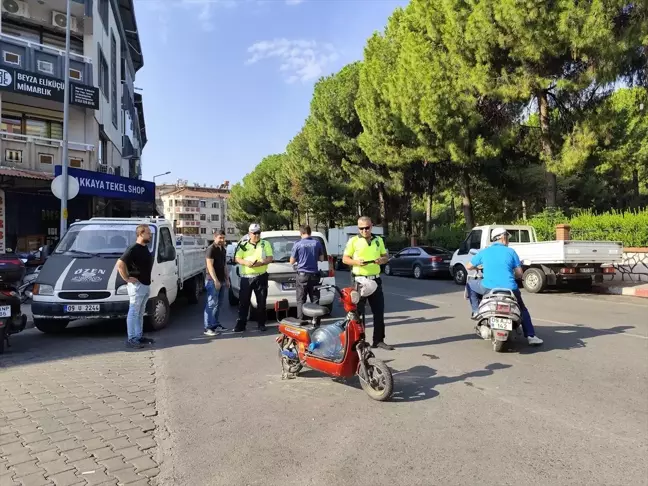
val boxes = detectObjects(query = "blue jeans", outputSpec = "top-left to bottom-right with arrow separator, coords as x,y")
204,280 -> 224,330
127,282 -> 150,342
467,280 -> 536,338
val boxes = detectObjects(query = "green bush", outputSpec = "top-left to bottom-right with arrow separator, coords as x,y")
523,209 -> 648,247
384,235 -> 410,252
424,225 -> 466,250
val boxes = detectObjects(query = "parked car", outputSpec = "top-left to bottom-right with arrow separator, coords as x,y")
384,246 -> 453,279
449,224 -> 623,292
31,217 -> 207,334
228,230 -> 336,311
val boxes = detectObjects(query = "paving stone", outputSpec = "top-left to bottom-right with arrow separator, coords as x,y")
105,438 -> 132,451
37,460 -> 72,477
45,432 -> 71,444
10,461 -> 43,478
0,434 -> 20,446
14,472 -> 50,486
21,434 -> 47,446
80,439 -> 104,452
129,456 -> 156,474
132,438 -> 155,452
25,442 -> 56,455
87,448 -> 118,462
48,470 -> 81,486
112,447 -> 143,462
95,457 -> 128,474
77,469 -> 110,485
4,452 -> 34,468
32,451 -> 60,465
110,468 -> 143,485
50,441 -> 79,453
137,467 -> 159,478
1,442 -> 27,456
67,458 -> 100,475
60,450 -> 87,463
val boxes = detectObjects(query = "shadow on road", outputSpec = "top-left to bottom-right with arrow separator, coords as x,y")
518,324 -> 637,354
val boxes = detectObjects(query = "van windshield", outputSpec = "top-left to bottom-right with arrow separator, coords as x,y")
262,236 -> 328,263
55,224 -> 157,256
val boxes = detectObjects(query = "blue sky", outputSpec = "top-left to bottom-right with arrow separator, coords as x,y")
135,0 -> 408,186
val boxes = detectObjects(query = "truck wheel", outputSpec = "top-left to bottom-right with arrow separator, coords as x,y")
185,276 -> 200,304
228,287 -> 239,306
453,264 -> 467,285
34,319 -> 69,334
144,293 -> 170,332
523,268 -> 547,294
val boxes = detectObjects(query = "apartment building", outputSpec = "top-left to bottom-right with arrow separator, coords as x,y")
157,181 -> 240,243
0,0 -> 150,253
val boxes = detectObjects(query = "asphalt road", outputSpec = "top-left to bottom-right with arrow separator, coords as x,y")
145,275 -> 648,486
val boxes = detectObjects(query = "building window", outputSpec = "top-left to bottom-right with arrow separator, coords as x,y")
227,228 -> 235,235
211,201 -> 219,209
211,214 -> 219,222
200,200 -> 206,208
69,68 -> 82,81
4,149 -> 22,163
3,51 -> 20,66
110,32 -> 118,128
200,214 -> 206,221
37,60 -> 54,75
25,118 -> 63,140
98,46 -> 109,101
174,200 -> 180,206
98,135 -> 108,165
39,153 -> 54,165
99,0 -> 109,33
69,157 -> 82,168
1,115 -> 22,135
200,228 -> 206,235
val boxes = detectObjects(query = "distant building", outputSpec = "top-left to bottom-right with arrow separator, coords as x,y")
156,180 -> 239,242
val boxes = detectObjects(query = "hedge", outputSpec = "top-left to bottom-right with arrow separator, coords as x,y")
522,209 -> 648,248
384,208 -> 648,252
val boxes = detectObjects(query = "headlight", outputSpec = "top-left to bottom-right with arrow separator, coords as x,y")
350,290 -> 360,304
116,284 -> 128,295
34,284 -> 54,296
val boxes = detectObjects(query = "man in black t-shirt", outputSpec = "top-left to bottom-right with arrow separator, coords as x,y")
204,230 -> 229,336
117,224 -> 154,348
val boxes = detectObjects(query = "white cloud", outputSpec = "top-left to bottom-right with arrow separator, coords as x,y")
246,38 -> 338,83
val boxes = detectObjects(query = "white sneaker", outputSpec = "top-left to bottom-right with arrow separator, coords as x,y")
204,329 -> 217,337
527,335 -> 543,346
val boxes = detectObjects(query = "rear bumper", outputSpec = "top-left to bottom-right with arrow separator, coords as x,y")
249,289 -> 335,310
31,300 -> 151,320
422,264 -> 451,275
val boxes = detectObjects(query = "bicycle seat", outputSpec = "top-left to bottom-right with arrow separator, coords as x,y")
302,303 -> 329,318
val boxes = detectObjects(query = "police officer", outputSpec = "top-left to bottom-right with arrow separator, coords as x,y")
290,225 -> 325,321
234,223 -> 274,332
342,216 -> 394,350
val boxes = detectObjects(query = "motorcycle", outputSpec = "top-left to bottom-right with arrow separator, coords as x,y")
0,284 -> 29,354
468,272 -> 523,352
275,283 -> 394,401
19,265 -> 41,303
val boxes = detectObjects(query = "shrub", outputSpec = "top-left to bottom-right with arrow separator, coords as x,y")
424,225 -> 466,250
523,209 -> 648,247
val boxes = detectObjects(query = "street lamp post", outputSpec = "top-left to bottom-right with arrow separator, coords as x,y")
153,171 -> 171,183
60,0 -> 72,238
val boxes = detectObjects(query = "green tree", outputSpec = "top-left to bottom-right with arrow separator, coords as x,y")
427,0 -> 648,208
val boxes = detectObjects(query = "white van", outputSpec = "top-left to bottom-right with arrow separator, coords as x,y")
31,217 -> 206,333
228,230 -> 335,311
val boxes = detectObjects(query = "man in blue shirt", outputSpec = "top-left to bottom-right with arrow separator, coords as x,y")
466,227 -> 543,346
290,225 -> 325,321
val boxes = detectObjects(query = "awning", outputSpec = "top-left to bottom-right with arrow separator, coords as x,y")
0,168 -> 54,181
118,0 -> 144,72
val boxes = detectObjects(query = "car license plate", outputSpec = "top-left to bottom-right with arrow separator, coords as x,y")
64,304 -> 100,313
443,260 -> 450,263
580,268 -> 594,273
0,305 -> 10,318
490,317 -> 513,330
282,282 -> 296,291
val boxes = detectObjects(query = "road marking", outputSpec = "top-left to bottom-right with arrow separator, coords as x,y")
535,317 -> 648,340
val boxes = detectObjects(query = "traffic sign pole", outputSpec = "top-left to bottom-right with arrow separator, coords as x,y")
60,0 -> 72,238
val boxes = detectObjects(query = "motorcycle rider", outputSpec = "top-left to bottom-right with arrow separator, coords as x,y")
465,227 -> 543,346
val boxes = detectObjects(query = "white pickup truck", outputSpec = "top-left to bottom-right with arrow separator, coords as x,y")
31,217 -> 207,333
449,224 -> 623,293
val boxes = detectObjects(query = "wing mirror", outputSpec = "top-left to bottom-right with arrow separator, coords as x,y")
469,249 -> 478,255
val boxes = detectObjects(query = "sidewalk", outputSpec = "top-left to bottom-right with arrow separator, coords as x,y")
593,281 -> 648,299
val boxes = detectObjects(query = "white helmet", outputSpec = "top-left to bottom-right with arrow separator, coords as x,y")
490,227 -> 510,242
355,277 -> 378,297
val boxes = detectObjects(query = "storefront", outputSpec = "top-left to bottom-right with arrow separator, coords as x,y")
0,167 -> 156,253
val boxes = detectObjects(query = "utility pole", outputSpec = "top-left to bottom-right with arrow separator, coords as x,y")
60,0 -> 72,238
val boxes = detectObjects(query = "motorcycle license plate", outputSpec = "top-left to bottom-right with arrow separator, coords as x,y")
490,317 -> 513,331
282,282 -> 296,290
64,304 -> 100,313
0,305 -> 10,318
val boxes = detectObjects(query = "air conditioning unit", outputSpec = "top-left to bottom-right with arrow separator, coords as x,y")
98,164 -> 108,174
2,0 -> 29,18
51,11 -> 81,35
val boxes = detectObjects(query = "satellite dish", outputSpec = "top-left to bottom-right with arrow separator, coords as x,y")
51,175 -> 80,200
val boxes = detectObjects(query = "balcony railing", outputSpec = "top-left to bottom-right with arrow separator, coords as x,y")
0,131 -> 94,173
0,33 -> 93,86
175,220 -> 200,227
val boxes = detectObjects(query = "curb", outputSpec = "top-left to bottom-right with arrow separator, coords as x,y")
593,285 -> 648,299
